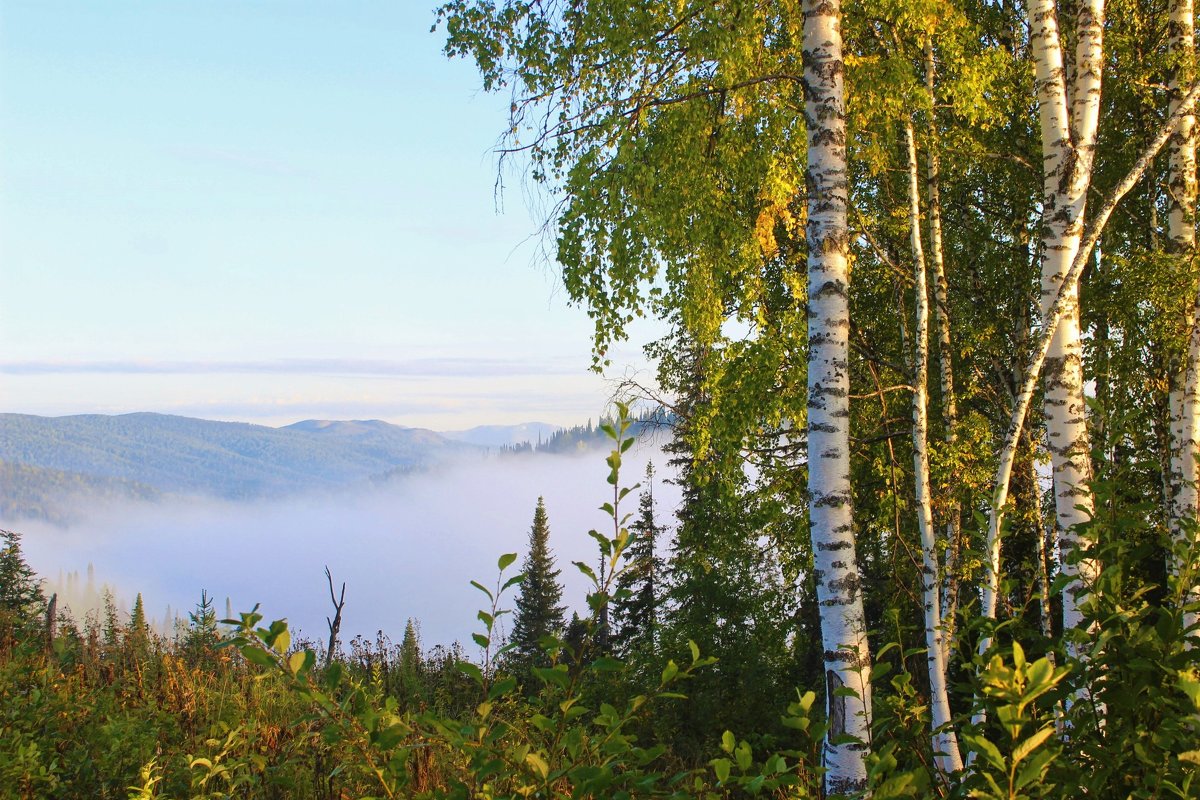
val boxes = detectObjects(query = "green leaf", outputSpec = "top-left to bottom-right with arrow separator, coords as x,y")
1015,748 -> 1057,790
525,752 -> 550,780
287,651 -> 308,676
241,647 -> 274,668
1012,726 -> 1054,767
721,730 -> 736,754
591,656 -> 624,671
533,665 -> 571,689
711,757 -> 732,784
470,580 -> 494,602
456,661 -> 484,685
498,552 -> 518,571
964,734 -> 1005,771
488,676 -> 517,700
734,741 -> 752,772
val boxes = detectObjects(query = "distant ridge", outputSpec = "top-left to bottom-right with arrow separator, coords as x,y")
0,411 -> 671,525
441,422 -> 562,448
1,460 -> 161,525
0,413 -> 472,507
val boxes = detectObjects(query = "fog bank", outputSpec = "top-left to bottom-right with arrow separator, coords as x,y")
15,444 -> 678,650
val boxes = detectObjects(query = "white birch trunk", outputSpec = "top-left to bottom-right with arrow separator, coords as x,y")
905,120 -> 963,777
1029,0 -> 1102,637
975,74 -> 1200,720
1167,0 -> 1200,637
803,0 -> 872,791
925,40 -> 962,667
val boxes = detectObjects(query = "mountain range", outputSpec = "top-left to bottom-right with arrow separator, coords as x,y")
0,413 -> 564,523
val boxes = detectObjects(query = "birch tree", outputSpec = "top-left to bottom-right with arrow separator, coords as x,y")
923,39 -> 964,665
804,0 -> 872,790
1165,0 -> 1200,636
1027,0 -> 1104,638
904,118 -> 963,776
979,60 -> 1200,657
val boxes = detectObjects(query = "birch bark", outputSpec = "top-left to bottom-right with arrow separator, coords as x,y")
924,41 -> 963,667
905,119 -> 963,777
1166,0 -> 1200,637
1029,0 -> 1102,637
803,0 -> 872,791
978,78 -> 1200,660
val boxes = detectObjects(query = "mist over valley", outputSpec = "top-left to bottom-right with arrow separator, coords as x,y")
2,412 -> 677,648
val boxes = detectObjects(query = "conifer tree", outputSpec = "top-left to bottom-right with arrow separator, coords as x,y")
612,462 -> 661,656
127,592 -> 151,660
0,529 -> 45,645
509,498 -> 566,672
183,589 -> 219,656
399,617 -> 424,704
0,529 -> 43,618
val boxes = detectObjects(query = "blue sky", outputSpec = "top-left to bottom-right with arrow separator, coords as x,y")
0,2 -> 658,429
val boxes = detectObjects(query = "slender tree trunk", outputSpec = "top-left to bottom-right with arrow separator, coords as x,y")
924,40 -> 962,667
978,78 -> 1200,659
1029,0 -> 1102,638
905,120 -> 963,776
324,566 -> 346,667
1026,431 -> 1055,645
45,593 -> 57,652
803,0 -> 872,790
1166,0 -> 1200,636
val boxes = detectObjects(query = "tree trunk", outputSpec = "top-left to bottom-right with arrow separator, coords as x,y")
905,119 -> 963,776
924,40 -> 962,667
1029,0 -> 1102,638
1166,0 -> 1200,637
978,76 -> 1200,663
803,0 -> 872,791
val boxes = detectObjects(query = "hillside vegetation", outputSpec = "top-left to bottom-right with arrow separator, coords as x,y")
0,414 -> 474,510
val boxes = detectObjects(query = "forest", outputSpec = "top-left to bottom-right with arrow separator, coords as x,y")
4,0 -> 1200,797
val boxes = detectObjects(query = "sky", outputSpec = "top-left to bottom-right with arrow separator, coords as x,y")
0,1 -> 661,430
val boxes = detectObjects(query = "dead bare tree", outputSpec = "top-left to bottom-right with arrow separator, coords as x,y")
324,567 -> 346,666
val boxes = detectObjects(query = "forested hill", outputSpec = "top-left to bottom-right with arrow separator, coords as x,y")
0,413 -> 474,505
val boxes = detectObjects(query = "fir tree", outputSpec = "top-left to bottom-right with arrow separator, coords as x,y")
509,497 -> 566,673
399,617 -> 424,705
0,529 -> 44,617
127,592 -> 151,657
0,529 -> 45,645
183,589 -> 219,656
612,462 -> 661,656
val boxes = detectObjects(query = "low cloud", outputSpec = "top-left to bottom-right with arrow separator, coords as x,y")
0,357 -> 582,379
15,442 -> 678,650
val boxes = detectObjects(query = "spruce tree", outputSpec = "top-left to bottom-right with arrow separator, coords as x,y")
0,529 -> 45,645
612,462 -> 661,656
398,617 -> 424,705
0,529 -> 44,618
509,497 -> 566,672
183,589 -> 219,657
127,592 -> 152,660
